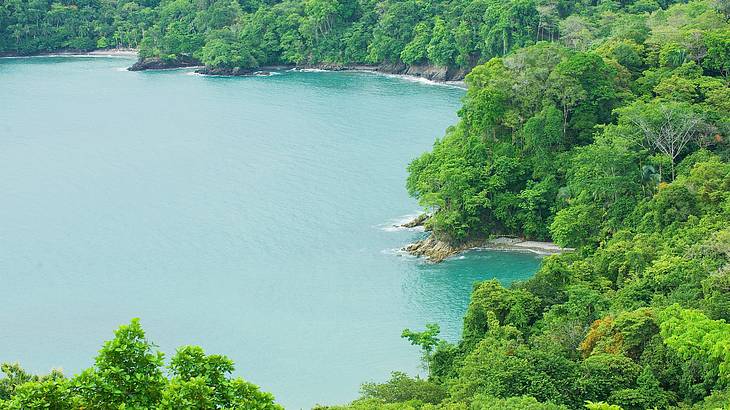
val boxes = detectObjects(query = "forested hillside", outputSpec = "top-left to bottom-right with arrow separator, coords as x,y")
316,0 -> 730,408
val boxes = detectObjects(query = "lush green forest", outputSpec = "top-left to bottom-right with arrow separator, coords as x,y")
315,0 -> 730,408
2,0 -> 730,408
0,319 -> 282,409
3,0 -> 727,73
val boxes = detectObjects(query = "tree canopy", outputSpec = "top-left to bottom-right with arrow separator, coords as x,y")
0,319 -> 282,409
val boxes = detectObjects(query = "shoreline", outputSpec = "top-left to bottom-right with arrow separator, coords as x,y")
193,63 -> 467,86
0,48 -> 138,58
130,56 -> 468,86
292,66 -> 466,88
404,234 -> 574,263
1,49 -> 465,86
396,216 -> 573,262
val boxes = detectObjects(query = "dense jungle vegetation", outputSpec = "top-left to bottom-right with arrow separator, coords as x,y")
316,0 -> 730,408
1,0 -> 730,408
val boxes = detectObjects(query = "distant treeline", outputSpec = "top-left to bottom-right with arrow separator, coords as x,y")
3,0 -> 725,71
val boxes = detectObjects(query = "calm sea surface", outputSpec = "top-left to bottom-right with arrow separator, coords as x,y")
0,56 -> 541,408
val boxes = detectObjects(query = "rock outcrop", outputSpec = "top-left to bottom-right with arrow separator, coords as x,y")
404,235 -> 573,263
128,56 -> 199,71
404,236 -> 483,263
398,213 -> 430,229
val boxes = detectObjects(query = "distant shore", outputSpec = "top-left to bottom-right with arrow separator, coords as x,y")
128,55 -> 468,86
0,48 -> 138,58
1,48 -> 465,87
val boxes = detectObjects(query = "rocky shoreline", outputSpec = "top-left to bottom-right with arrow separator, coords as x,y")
405,235 -> 574,262
128,55 -> 199,71
126,56 -> 468,84
297,62 -> 468,82
398,214 -> 573,262
2,49 -> 467,83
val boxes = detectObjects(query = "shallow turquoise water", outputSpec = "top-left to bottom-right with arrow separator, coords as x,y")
0,57 -> 541,408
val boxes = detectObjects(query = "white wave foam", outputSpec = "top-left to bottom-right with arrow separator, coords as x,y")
368,72 -> 465,89
378,212 -> 426,232
381,247 -> 417,257
296,68 -> 328,73
283,66 -> 464,88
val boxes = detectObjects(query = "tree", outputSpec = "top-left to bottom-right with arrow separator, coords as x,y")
0,321 -> 283,409
577,354 -> 641,403
703,30 -> 730,78
359,372 -> 446,404
659,305 -> 730,385
547,60 -> 587,139
73,319 -> 166,409
402,324 -> 442,372
620,101 -> 713,180
559,16 -> 594,51
427,17 -> 455,66
567,129 -> 640,208
471,395 -> 569,409
400,22 -> 429,65
550,204 -> 602,248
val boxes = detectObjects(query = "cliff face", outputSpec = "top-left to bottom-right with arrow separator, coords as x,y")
301,62 -> 468,81
377,62 -> 468,81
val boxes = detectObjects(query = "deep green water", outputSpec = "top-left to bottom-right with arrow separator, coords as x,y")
0,56 -> 541,408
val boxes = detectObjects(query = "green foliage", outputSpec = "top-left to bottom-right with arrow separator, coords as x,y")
585,403 -> 623,410
577,354 -> 641,403
463,279 -> 541,342
359,372 -> 446,405
470,395 -> 569,409
426,17 -> 454,67
74,318 -> 166,408
402,324 -> 441,357
659,305 -> 730,385
0,367 -> 73,410
550,204 -> 602,248
0,320 -> 282,409
400,22 -> 430,65
199,37 -> 257,69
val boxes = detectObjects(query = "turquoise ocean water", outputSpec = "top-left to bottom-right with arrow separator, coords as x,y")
0,56 -> 541,408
